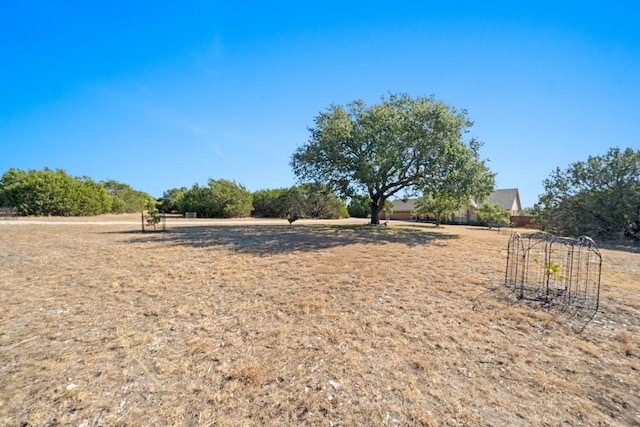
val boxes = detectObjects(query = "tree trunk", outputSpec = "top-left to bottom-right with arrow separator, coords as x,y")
370,200 -> 382,225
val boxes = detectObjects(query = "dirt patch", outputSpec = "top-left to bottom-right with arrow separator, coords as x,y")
1,220 -> 638,426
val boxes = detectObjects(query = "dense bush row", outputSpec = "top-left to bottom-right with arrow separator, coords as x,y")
0,168 -> 349,219
251,183 -> 348,219
0,168 -> 154,216
159,179 -> 254,218
160,181 -> 348,219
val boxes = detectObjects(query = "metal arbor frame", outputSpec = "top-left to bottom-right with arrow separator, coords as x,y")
505,231 -> 602,328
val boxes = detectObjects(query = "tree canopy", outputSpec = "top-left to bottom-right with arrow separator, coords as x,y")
475,202 -> 511,228
0,168 -> 113,216
347,194 -> 371,218
158,187 -> 188,213
413,192 -> 467,226
535,147 -> 640,240
0,169 -> 158,216
102,179 -> 155,213
252,185 -> 348,219
291,93 -> 495,224
175,179 -> 253,218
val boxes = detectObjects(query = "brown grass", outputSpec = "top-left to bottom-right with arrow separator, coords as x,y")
1,216 -> 639,426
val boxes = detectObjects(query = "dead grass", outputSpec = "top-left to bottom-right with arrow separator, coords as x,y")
1,216 -> 639,426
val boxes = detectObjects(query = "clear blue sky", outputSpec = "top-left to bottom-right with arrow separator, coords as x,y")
2,1 -> 639,208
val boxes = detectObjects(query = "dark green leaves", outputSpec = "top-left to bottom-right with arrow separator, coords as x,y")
536,147 -> 640,240
291,93 -> 495,224
0,168 -> 113,216
173,179 -> 253,218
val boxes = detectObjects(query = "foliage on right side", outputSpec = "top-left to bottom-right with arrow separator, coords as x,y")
534,147 -> 640,241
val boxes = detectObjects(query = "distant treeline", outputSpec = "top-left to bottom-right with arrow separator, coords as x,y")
0,168 -> 153,216
0,168 -> 352,219
159,181 -> 350,219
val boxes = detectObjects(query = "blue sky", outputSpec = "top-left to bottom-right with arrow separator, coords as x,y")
1,1 -> 639,208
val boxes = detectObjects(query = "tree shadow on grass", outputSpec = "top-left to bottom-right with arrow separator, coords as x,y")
122,223 -> 458,255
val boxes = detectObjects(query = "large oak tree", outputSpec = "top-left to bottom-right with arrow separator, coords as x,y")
291,93 -> 495,224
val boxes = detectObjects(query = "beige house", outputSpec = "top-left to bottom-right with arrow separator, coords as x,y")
381,198 -> 416,220
486,188 -> 522,216
454,188 -> 522,223
382,188 -> 522,223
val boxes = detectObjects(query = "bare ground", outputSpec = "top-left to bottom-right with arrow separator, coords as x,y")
0,215 -> 638,426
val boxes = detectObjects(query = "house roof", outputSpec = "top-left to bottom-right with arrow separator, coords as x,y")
486,188 -> 521,212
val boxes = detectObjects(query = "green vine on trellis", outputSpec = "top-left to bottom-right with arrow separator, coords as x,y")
534,257 -> 566,281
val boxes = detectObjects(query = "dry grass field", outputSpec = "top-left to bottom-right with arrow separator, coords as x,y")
1,215 -> 639,426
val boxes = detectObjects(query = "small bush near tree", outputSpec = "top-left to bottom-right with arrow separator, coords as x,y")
476,202 -> 511,228
414,193 -> 468,226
